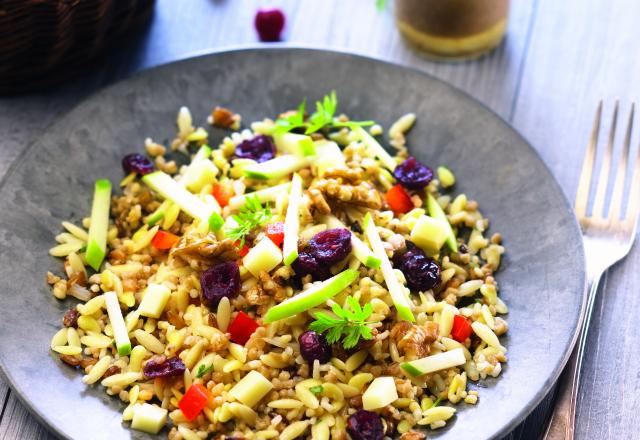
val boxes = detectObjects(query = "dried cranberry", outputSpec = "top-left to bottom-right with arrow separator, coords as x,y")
393,156 -> 433,190
299,330 -> 332,365
307,228 -> 352,264
122,153 -> 154,175
393,241 -> 441,292
291,252 -> 331,281
347,410 -> 384,440
143,357 -> 185,379
254,8 -> 285,42
102,365 -> 121,378
235,135 -> 276,163
62,309 -> 79,328
200,261 -> 241,307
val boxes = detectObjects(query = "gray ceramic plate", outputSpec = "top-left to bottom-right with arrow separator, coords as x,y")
0,48 -> 585,440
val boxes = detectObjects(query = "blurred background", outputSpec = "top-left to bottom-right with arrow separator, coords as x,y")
2,1 -> 640,439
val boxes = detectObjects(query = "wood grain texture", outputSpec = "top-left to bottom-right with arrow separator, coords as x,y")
0,381 -> 8,421
0,396 -> 54,440
513,0 -> 640,438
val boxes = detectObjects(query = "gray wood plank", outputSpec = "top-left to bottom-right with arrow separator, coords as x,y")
513,0 -> 640,438
0,0 -> 539,438
0,382 -> 8,420
0,395 -> 54,440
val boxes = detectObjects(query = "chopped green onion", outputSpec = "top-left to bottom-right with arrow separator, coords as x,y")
85,179 -> 112,271
426,194 -> 457,252
142,171 -> 219,231
353,126 -> 396,171
363,213 -> 414,321
282,173 -> 303,265
146,211 -> 165,226
104,291 -> 131,356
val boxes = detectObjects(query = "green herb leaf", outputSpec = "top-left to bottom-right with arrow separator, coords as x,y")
225,195 -> 272,247
273,92 -> 374,135
376,0 -> 387,11
196,364 -> 213,378
274,99 -> 307,134
309,385 -> 324,394
430,396 -> 442,408
309,296 -> 376,349
305,91 -> 338,134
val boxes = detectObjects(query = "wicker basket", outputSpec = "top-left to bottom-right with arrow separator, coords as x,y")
0,0 -> 155,94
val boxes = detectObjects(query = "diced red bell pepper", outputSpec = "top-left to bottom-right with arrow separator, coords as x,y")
151,230 -> 180,250
212,183 -> 233,208
385,184 -> 413,215
238,245 -> 249,257
451,314 -> 473,343
227,311 -> 259,345
234,241 -> 250,257
179,383 -> 210,421
265,222 -> 285,247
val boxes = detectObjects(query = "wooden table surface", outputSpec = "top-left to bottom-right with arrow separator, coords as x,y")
1,0 -> 639,438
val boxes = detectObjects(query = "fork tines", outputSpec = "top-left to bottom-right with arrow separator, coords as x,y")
575,101 -> 640,225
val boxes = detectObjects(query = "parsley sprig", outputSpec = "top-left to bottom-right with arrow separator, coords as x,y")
274,98 -> 306,133
196,364 -> 213,378
309,297 -> 375,349
274,91 -> 374,135
225,195 -> 272,247
309,385 -> 324,394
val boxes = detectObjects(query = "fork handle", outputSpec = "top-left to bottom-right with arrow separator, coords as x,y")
543,273 -> 602,440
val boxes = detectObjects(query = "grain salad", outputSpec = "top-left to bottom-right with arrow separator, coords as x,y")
47,92 -> 507,440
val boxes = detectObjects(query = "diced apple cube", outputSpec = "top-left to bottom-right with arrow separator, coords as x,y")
131,403 -> 168,434
138,283 -> 171,319
362,377 -> 398,410
243,237 -> 283,278
426,194 -> 457,252
229,370 -> 273,407
312,141 -> 345,177
274,132 -> 316,157
182,159 -> 218,193
410,215 -> 450,254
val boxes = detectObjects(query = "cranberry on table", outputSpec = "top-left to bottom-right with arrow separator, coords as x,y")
235,135 -> 276,163
291,251 -> 331,281
122,153 -> 154,175
307,228 -> 352,264
254,8 -> 285,42
393,156 -> 433,190
393,241 -> 441,291
200,261 -> 241,307
347,410 -> 384,440
143,356 -> 186,379
299,330 -> 332,364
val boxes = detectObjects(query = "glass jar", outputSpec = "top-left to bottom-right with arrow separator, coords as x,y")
395,0 -> 509,60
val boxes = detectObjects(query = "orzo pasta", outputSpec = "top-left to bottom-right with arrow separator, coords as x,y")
48,92 -> 507,439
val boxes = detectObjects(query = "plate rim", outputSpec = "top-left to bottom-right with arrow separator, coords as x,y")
0,45 -> 587,440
